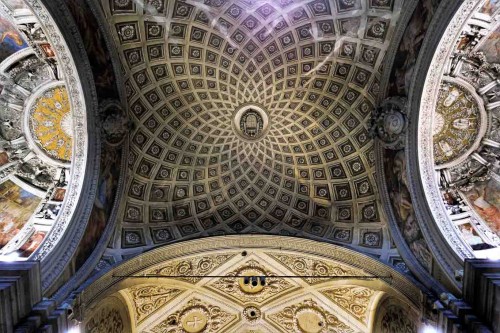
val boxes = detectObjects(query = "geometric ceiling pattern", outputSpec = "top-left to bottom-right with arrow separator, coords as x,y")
101,0 -> 402,258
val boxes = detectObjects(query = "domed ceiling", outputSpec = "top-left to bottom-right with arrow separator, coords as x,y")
101,0 -> 403,261
417,0 -> 500,260
0,0 -> 88,261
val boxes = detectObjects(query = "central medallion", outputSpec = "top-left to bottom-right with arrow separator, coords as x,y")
232,104 -> 270,141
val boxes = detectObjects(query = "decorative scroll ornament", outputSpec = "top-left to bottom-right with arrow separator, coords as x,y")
267,253 -> 362,285
380,304 -> 416,333
321,286 -> 375,324
129,285 -> 183,323
370,96 -> 408,149
85,308 -> 124,333
146,253 -> 236,284
208,259 -> 295,304
268,299 -> 354,333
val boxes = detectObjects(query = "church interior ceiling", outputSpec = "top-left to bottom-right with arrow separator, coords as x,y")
82,236 -> 421,333
99,0 -> 406,264
0,0 -> 88,261
418,0 -> 500,261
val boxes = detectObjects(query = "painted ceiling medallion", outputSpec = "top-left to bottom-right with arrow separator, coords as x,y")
232,104 -> 269,141
433,81 -> 480,166
29,85 -> 73,162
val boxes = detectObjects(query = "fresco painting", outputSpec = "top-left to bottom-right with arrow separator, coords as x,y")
477,24 -> 500,64
384,149 -> 433,271
74,145 -> 123,269
62,0 -> 124,272
0,180 -> 41,248
0,16 -> 27,63
479,0 -> 500,14
463,178 -> 500,236
19,231 -> 45,257
388,0 -> 441,96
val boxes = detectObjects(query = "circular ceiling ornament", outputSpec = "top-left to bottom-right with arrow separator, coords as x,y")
295,307 -> 326,333
242,306 -> 261,323
27,82 -> 73,164
232,104 -> 270,141
180,306 -> 209,333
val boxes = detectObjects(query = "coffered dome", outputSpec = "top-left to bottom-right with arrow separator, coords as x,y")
101,0 -> 403,261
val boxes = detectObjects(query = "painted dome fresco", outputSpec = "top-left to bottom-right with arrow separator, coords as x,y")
0,0 -> 89,261
417,0 -> 500,261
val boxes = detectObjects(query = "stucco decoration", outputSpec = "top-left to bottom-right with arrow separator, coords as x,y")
370,96 -> 408,150
28,85 -> 73,162
79,236 -> 424,333
377,303 -> 417,333
84,294 -> 132,333
416,0 -> 500,260
433,81 -> 481,167
0,0 -> 89,262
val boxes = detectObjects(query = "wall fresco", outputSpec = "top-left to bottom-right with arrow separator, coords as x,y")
477,24 -> 500,64
0,180 -> 41,248
0,16 -> 27,63
388,0 -> 441,96
63,0 -> 124,272
384,149 -> 432,271
463,178 -> 500,235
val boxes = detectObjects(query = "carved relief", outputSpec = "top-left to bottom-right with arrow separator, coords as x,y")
321,286 -> 375,324
268,299 -> 354,333
150,298 -> 236,333
146,254 -> 236,283
129,285 -> 183,323
268,253 -> 360,284
100,101 -> 130,145
85,307 -> 124,333
208,259 -> 295,305
370,97 -> 408,149
379,304 -> 417,333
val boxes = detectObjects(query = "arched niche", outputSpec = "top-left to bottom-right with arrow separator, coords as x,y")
78,235 -> 426,333
83,292 -> 134,333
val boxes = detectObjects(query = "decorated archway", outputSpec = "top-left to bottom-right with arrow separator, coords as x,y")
78,235 -> 425,333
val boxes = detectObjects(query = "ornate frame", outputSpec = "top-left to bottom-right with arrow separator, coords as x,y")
406,0 -> 482,287
20,0 -> 101,293
77,235 -> 425,312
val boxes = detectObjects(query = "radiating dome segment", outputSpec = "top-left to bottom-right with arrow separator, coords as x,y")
102,0 -> 403,258
29,85 -> 73,162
